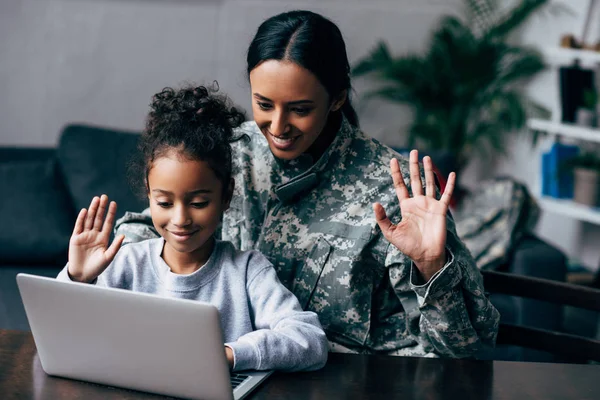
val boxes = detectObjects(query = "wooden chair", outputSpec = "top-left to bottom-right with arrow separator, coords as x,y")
481,270 -> 600,363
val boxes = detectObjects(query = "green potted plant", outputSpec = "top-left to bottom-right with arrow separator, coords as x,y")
563,152 -> 600,207
576,89 -> 598,127
352,0 -> 556,176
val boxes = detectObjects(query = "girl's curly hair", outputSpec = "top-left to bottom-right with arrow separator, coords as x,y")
130,83 -> 247,198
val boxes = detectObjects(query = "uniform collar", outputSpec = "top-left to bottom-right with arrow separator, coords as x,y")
273,115 -> 355,203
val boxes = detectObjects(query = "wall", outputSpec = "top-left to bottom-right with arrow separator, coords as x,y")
0,0 -> 460,147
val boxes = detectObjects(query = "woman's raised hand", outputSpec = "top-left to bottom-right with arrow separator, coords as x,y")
373,150 -> 455,282
68,195 -> 125,283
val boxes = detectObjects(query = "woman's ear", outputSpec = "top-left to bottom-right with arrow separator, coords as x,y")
330,89 -> 347,112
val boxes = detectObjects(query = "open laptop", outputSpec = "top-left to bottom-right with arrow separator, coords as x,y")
17,273 -> 272,400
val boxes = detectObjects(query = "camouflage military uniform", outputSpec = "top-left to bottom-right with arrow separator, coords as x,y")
115,117 -> 499,358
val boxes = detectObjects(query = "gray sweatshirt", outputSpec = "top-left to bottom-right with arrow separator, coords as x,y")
57,238 -> 328,372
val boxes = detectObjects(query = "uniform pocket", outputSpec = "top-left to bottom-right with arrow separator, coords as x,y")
292,236 -> 332,309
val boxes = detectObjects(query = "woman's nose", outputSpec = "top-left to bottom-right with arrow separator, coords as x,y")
269,110 -> 289,136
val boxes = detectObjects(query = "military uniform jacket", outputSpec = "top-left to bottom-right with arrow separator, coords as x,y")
115,117 -> 499,358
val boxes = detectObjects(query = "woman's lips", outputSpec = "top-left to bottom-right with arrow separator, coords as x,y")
269,133 -> 300,150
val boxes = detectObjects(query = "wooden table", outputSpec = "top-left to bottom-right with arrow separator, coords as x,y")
1,330 -> 599,399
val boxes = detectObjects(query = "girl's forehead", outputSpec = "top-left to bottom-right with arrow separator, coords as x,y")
148,155 -> 222,193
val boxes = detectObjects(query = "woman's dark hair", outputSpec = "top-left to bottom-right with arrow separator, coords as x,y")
246,10 -> 359,127
131,83 -> 246,198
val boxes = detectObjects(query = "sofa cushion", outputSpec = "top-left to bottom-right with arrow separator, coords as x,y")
57,124 -> 147,221
0,159 -> 75,265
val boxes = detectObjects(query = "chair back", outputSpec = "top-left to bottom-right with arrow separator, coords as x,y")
481,270 -> 600,362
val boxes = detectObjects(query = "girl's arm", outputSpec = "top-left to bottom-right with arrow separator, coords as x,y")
60,195 -> 124,284
225,258 -> 328,372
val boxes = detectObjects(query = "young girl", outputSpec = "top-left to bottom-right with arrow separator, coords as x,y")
56,84 -> 328,372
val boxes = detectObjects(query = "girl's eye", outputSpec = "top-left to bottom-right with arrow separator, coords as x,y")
292,107 -> 311,116
191,202 -> 209,208
257,102 -> 272,111
157,202 -> 171,208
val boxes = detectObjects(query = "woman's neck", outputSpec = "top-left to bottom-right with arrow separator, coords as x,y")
161,237 -> 215,275
306,112 -> 342,162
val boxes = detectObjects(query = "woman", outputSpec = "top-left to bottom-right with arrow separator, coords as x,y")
116,10 -> 499,358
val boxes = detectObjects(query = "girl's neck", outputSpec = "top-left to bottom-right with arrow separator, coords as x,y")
161,237 -> 216,275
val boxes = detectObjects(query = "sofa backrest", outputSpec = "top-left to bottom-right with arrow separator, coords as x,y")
57,124 -> 147,222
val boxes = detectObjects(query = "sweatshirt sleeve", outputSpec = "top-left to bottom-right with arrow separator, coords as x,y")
56,264 -> 106,286
225,260 -> 329,372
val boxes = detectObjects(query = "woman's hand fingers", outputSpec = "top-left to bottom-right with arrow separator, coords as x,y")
101,201 -> 118,236
409,150 -> 423,196
390,158 -> 409,202
373,202 -> 393,239
84,196 -> 100,231
440,172 -> 456,207
423,156 -> 436,198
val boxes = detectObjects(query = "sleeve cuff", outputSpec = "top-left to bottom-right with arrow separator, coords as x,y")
410,247 -> 462,304
225,340 -> 260,371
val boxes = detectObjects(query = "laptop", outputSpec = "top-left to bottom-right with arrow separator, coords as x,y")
16,273 -> 272,400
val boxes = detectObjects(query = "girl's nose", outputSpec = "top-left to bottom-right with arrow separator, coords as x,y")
171,206 -> 191,226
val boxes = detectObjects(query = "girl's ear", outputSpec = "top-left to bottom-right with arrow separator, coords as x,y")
330,89 -> 347,112
223,178 -> 235,211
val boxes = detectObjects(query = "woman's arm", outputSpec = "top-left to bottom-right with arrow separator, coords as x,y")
113,207 -> 159,245
374,151 -> 499,357
225,256 -> 329,372
386,220 -> 500,358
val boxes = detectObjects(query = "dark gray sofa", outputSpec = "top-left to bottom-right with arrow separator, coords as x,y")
0,124 -> 568,362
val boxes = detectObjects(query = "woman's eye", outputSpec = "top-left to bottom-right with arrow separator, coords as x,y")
257,102 -> 272,111
157,202 -> 171,208
292,107 -> 311,116
191,202 -> 209,208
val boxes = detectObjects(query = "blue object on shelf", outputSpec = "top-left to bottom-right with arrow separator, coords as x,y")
541,142 -> 579,199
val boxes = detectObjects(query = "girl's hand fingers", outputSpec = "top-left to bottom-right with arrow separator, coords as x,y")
390,158 -> 410,202
409,150 -> 423,197
440,172 -> 456,208
423,156 -> 436,198
72,208 -> 87,236
93,195 -> 109,231
104,234 -> 125,265
84,196 -> 100,230
101,201 -> 118,236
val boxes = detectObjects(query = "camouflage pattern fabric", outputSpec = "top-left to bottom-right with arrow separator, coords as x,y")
453,178 -> 540,270
115,117 -> 499,358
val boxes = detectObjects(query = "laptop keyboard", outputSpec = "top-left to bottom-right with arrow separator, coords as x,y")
230,373 -> 251,389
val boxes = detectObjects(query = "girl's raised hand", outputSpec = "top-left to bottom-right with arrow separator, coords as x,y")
67,195 -> 125,283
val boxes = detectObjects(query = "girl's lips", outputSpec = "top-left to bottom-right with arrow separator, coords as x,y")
269,133 -> 300,150
168,230 -> 198,242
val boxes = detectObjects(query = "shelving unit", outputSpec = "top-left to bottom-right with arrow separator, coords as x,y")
528,45 -> 600,226
541,47 -> 600,67
537,196 -> 600,225
527,119 -> 600,143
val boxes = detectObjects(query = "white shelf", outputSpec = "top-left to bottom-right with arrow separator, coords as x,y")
542,47 -> 600,67
538,196 -> 600,225
527,119 -> 600,143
